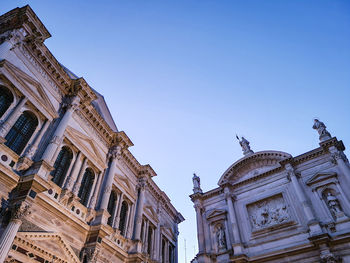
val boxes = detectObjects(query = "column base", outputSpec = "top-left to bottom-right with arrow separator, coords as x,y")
232,243 -> 244,255
24,160 -> 54,180
307,220 -> 323,236
16,156 -> 33,171
91,209 -> 111,226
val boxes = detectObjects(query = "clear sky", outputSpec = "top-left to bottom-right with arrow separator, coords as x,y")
2,1 -> 350,262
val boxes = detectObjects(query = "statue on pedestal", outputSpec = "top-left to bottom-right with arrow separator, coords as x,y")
312,119 -> 331,142
236,135 -> 254,156
216,225 -> 226,250
192,173 -> 202,194
326,192 -> 342,216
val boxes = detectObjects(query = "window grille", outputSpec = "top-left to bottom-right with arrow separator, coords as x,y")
107,191 -> 117,226
51,146 -> 73,187
78,168 -> 95,206
0,86 -> 13,118
118,201 -> 128,236
5,111 -> 38,155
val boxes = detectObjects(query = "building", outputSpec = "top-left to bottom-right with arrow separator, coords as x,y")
0,5 -> 184,263
191,120 -> 350,263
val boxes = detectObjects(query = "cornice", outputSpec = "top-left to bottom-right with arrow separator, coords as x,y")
0,5 -> 50,40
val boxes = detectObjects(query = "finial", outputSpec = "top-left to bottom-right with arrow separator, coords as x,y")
236,135 -> 254,156
192,173 -> 202,194
312,118 -> 331,142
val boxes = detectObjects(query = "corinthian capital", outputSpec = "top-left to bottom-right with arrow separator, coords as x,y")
11,203 -> 31,221
109,145 -> 122,160
138,177 -> 147,190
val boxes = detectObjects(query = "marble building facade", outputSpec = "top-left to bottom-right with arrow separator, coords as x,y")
191,120 -> 350,263
0,5 -> 184,263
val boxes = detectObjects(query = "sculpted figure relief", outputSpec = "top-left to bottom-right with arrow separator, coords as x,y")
248,195 -> 290,230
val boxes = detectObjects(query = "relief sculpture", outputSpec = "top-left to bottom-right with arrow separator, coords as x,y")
247,194 -> 290,230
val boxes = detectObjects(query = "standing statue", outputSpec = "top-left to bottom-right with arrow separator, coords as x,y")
236,135 -> 254,156
192,173 -> 202,194
216,225 -> 226,250
312,119 -> 331,142
326,192 -> 342,215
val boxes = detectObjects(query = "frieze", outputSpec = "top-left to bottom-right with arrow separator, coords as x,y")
247,194 -> 291,231
75,113 -> 110,148
19,44 -> 63,97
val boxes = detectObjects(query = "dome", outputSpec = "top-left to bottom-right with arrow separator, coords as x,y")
218,150 -> 291,186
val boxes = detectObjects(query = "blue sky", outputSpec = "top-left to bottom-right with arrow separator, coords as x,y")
2,1 -> 350,262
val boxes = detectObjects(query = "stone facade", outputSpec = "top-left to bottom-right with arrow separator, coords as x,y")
191,123 -> 350,262
0,5 -> 184,263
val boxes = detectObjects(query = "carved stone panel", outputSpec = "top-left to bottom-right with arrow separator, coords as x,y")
247,194 -> 291,232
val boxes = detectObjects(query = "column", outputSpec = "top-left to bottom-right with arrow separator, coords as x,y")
0,97 -> 27,138
174,224 -> 179,263
144,220 -> 149,252
72,157 -> 88,196
155,222 -> 161,261
285,164 -> 321,234
61,154 -> 76,187
113,193 -> 124,228
330,147 -> 350,190
41,96 -> 80,164
24,120 -> 50,159
64,152 -> 82,191
88,171 -> 103,209
202,212 -> 211,253
194,202 -> 205,253
225,189 -> 240,242
133,177 -> 147,240
110,197 -> 118,228
0,204 -> 30,263
126,203 -> 136,239
99,145 -> 119,210
124,203 -> 132,236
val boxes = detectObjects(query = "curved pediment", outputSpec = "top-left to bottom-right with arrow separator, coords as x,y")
218,151 -> 291,186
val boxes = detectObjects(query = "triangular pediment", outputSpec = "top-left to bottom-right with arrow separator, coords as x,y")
0,59 -> 58,119
15,232 -> 80,263
116,173 -> 133,192
306,172 -> 337,186
144,204 -> 159,222
65,125 -> 106,169
206,209 -> 227,219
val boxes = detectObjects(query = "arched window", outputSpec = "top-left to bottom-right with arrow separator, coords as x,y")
51,146 -> 73,187
5,111 -> 38,155
0,86 -> 13,118
118,201 -> 128,236
107,191 -> 117,226
78,168 -> 95,206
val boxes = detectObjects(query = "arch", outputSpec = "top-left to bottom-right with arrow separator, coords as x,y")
118,201 -> 129,236
0,86 -> 14,118
107,191 -> 117,226
51,146 -> 73,187
5,111 -> 38,155
78,168 -> 95,206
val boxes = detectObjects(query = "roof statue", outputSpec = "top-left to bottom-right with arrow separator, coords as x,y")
236,135 -> 254,156
192,173 -> 202,194
312,119 -> 331,142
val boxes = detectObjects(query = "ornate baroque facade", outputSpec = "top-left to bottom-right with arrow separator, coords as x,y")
0,5 -> 184,263
191,121 -> 350,263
